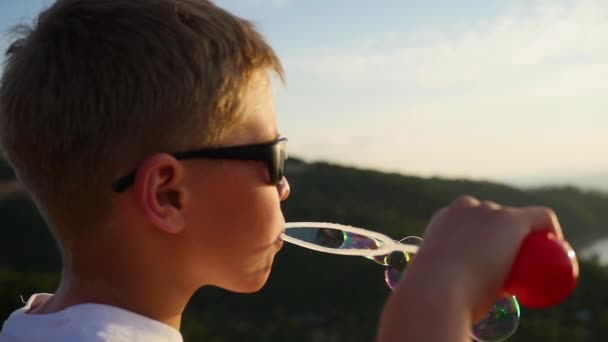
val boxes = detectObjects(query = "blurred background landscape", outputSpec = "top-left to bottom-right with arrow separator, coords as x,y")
1,157 -> 608,341
1,0 -> 607,341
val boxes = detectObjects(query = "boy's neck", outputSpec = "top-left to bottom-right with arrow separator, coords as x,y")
30,243 -> 192,331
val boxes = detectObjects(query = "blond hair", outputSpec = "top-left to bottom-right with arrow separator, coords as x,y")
0,0 -> 283,236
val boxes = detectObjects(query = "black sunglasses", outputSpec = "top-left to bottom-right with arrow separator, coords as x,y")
112,137 -> 288,193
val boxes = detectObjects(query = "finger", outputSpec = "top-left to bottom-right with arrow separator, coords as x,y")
450,195 -> 480,209
427,206 -> 449,225
480,200 -> 502,211
513,206 -> 564,240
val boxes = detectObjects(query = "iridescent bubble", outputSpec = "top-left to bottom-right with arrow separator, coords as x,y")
384,236 -> 422,290
384,252 -> 410,289
366,251 -> 390,266
398,236 -> 423,249
286,227 -> 385,251
343,232 -> 382,250
470,296 -> 520,342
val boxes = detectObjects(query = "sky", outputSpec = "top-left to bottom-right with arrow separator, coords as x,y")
1,0 -> 606,191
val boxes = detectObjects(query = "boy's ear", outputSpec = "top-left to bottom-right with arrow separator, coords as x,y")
133,153 -> 188,234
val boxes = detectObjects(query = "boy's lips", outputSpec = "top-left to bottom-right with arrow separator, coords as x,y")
252,236 -> 284,254
274,235 -> 284,249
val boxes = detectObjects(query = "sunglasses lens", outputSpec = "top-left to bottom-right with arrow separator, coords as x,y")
278,150 -> 286,179
274,139 -> 287,184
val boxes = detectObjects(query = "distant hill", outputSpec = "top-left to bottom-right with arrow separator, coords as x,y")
284,158 -> 607,249
1,156 -> 608,341
0,156 -> 606,270
509,171 -> 608,193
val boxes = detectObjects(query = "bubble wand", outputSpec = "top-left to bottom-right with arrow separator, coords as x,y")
282,222 -> 579,342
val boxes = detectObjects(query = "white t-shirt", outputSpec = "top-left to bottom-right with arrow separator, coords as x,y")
0,294 -> 184,342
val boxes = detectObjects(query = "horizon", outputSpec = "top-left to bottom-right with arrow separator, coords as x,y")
287,155 -> 608,193
1,0 -> 606,192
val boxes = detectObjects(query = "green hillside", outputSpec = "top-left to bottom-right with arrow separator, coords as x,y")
1,157 -> 607,341
284,159 -> 608,248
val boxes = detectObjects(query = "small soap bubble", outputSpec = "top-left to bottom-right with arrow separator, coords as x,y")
383,236 -> 422,290
343,232 -> 382,249
379,235 -> 520,341
367,252 -> 390,266
470,296 -> 520,342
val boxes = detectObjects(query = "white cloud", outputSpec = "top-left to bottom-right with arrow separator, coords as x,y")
278,0 -> 608,185
286,0 -> 608,91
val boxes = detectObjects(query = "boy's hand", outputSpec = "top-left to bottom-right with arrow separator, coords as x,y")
377,195 -> 563,342
419,195 -> 563,318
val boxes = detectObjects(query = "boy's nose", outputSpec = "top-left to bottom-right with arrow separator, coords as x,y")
277,177 -> 290,201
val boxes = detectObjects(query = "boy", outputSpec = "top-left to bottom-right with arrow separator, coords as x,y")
0,0 -> 563,341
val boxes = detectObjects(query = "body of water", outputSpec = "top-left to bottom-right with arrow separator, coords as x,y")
581,237 -> 608,265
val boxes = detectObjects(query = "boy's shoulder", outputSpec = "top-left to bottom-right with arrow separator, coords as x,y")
0,294 -> 183,342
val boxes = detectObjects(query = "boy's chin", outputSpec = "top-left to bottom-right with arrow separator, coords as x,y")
222,267 -> 273,294
225,280 -> 269,294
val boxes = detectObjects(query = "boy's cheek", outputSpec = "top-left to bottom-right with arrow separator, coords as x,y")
188,186 -> 283,243
184,166 -> 285,253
